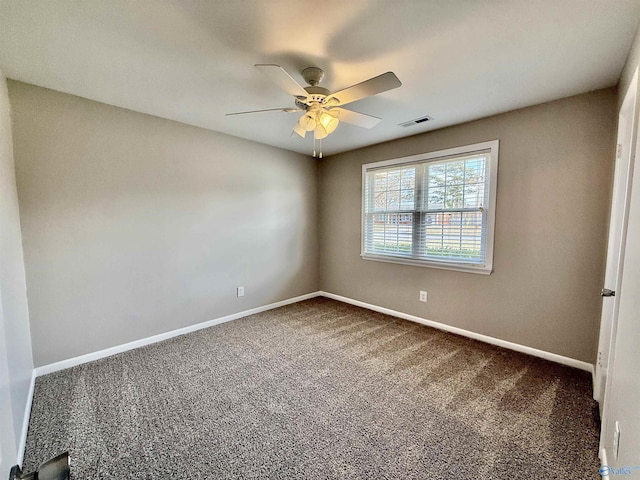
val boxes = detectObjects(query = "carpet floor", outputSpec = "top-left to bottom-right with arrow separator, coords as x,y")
23,297 -> 600,479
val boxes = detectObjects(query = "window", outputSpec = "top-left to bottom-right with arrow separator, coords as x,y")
361,140 -> 498,274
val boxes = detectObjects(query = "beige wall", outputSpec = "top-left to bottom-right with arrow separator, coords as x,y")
6,80 -> 620,367
319,88 -> 617,363
0,71 -> 32,473
9,81 -> 319,367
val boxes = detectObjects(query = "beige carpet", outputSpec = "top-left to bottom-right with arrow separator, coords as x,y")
23,297 -> 600,479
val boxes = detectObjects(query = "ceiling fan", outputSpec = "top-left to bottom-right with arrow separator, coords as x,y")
227,64 -> 402,157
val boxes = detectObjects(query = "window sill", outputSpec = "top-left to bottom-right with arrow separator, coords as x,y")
360,253 -> 492,275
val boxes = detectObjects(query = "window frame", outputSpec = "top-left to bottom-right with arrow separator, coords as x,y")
361,140 -> 499,275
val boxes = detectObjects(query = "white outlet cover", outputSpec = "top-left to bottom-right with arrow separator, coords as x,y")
419,291 -> 427,302
237,286 -> 245,297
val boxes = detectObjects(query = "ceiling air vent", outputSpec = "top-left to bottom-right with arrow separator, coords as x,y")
398,115 -> 433,127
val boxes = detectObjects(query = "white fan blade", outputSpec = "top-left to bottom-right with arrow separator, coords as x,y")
226,107 -> 301,116
255,64 -> 308,97
327,72 -> 401,106
331,108 -> 381,129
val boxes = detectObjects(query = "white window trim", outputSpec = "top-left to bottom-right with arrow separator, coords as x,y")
360,140 -> 499,275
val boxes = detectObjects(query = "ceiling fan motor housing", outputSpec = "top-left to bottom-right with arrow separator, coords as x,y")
295,86 -> 331,110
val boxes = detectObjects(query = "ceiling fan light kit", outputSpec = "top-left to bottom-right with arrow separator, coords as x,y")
320,110 -> 339,132
299,111 -> 317,132
227,64 -> 402,157
292,123 -> 306,138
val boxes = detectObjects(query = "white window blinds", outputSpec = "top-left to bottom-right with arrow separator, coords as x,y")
362,140 -> 498,274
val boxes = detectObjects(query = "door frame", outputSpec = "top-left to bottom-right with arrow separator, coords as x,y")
594,67 -> 639,411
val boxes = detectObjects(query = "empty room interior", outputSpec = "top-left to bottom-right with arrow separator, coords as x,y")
2,1 -> 640,478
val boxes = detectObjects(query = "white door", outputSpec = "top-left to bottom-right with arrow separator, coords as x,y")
594,67 -> 639,410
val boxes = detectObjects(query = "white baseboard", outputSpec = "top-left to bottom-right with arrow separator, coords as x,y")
34,289 -> 594,378
22,289 -> 595,467
319,291 -> 594,373
17,369 -> 36,467
34,292 -> 322,377
600,448 -> 609,478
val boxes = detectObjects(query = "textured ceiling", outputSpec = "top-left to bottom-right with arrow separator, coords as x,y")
1,0 -> 639,157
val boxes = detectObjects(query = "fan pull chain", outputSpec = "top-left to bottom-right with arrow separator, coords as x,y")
319,139 -> 323,158
312,136 -> 316,157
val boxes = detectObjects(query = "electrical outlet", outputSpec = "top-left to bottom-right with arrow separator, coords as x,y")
237,286 -> 244,297
613,421 -> 620,459
419,291 -> 427,302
